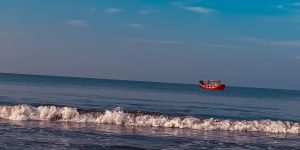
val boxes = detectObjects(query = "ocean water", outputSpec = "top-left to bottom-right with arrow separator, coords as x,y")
0,73 -> 300,149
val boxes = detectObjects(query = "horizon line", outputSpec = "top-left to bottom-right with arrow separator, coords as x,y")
0,72 -> 299,91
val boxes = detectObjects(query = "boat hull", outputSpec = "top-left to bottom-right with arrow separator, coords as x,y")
199,84 -> 225,90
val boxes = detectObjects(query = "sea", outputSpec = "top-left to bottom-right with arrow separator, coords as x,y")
0,73 -> 299,150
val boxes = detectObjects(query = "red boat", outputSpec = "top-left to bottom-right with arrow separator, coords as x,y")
199,80 -> 225,90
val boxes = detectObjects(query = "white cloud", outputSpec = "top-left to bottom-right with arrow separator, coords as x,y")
238,37 -> 300,48
262,62 -> 270,67
276,41 -> 300,47
184,6 -> 215,14
0,31 -> 26,36
293,2 -> 300,6
127,38 -> 243,49
296,56 -> 300,60
139,9 -> 153,15
90,7 -> 97,12
196,43 -> 244,49
129,39 -> 182,45
172,2 -> 183,7
105,7 -> 122,14
64,20 -> 87,27
126,23 -> 146,28
273,3 -> 300,10
276,5 -> 284,9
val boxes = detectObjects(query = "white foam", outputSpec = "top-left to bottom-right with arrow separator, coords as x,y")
0,104 -> 299,134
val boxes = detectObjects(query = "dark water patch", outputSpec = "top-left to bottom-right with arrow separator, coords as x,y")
104,145 -> 149,150
0,73 -> 196,94
0,96 -> 9,99
245,106 -> 279,111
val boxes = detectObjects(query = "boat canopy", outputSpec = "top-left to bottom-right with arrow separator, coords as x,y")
199,80 -> 221,85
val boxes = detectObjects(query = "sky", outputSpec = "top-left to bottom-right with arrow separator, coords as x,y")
0,0 -> 300,90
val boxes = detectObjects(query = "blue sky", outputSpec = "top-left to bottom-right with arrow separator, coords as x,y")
0,0 -> 300,90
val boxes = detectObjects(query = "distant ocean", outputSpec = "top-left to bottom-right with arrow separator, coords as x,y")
0,73 -> 299,149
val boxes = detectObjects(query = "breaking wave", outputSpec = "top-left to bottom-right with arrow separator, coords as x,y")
0,104 -> 299,134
